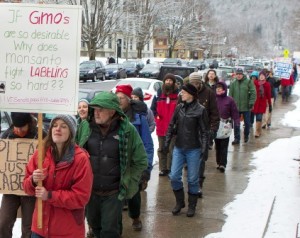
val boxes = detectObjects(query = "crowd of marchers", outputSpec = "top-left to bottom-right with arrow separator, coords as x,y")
0,62 -> 298,238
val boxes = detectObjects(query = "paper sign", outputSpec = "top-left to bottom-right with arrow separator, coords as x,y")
273,58 -> 292,79
0,3 -> 82,114
0,139 -> 38,195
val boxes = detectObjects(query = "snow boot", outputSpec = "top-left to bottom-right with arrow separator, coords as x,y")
187,193 -> 198,217
172,189 -> 185,215
255,121 -> 262,138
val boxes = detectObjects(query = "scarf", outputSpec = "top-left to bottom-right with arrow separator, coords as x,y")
258,80 -> 266,98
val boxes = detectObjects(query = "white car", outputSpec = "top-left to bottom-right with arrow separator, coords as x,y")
112,78 -> 163,108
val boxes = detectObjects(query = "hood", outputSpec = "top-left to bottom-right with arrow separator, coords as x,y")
216,81 -> 228,96
89,91 -> 126,117
130,100 -> 147,116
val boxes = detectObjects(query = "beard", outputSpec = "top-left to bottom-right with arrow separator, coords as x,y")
163,84 -> 174,95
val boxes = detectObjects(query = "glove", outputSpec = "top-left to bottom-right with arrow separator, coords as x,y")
210,130 -> 217,140
269,105 -> 272,113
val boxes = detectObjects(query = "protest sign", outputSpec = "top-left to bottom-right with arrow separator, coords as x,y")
0,4 -> 82,114
0,139 -> 37,195
273,57 -> 292,79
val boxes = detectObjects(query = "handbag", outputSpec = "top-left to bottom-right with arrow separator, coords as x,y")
216,118 -> 232,139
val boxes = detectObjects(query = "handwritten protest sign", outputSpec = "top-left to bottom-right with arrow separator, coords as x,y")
273,57 -> 292,79
0,4 -> 82,114
0,139 -> 37,195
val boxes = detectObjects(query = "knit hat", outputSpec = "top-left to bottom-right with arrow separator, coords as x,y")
50,115 -> 77,138
131,87 -> 144,101
163,73 -> 176,84
115,84 -> 133,98
189,72 -> 202,82
78,98 -> 89,105
236,68 -> 244,74
89,91 -> 125,117
181,83 -> 198,98
11,112 -> 32,127
259,70 -> 267,78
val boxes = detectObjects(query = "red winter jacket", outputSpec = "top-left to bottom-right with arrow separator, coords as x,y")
281,74 -> 294,86
252,80 -> 272,114
152,89 -> 178,136
23,145 -> 93,238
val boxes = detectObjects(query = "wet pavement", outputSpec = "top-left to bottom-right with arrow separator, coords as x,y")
121,94 -> 300,238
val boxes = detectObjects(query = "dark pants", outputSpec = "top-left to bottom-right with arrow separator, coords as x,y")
0,194 -> 35,238
31,232 -> 43,238
86,192 -> 122,238
234,111 -> 250,141
198,159 -> 206,187
127,191 -> 141,219
158,136 -> 174,171
215,137 -> 230,167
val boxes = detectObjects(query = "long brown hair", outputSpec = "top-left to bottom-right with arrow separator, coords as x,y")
42,119 -> 74,162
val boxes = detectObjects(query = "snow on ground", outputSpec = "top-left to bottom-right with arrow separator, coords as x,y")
206,81 -> 300,238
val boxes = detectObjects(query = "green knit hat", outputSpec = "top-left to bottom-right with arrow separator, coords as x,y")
89,91 -> 125,116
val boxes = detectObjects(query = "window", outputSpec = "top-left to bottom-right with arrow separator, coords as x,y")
147,43 -> 150,51
123,39 -> 126,49
108,36 -> 112,49
130,38 -> 133,50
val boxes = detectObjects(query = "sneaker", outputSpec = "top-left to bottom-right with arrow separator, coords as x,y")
219,165 -> 225,173
231,140 -> 240,145
132,218 -> 142,231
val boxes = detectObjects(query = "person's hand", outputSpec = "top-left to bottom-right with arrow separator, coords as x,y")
32,168 -> 47,184
210,130 -> 217,140
35,186 -> 48,201
269,105 -> 272,113
249,104 -> 254,110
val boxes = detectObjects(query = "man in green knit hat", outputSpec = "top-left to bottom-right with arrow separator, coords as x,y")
76,91 -> 147,237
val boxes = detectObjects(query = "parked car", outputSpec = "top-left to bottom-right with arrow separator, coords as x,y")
112,78 -> 163,108
218,66 -> 236,81
138,63 -> 161,79
122,60 -> 145,77
163,58 -> 183,66
189,60 -> 206,70
80,60 -> 106,82
105,63 -> 127,79
158,65 -> 197,82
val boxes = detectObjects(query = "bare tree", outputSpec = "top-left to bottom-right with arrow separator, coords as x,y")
67,0 -> 123,60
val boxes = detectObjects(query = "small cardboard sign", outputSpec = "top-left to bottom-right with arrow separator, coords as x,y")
0,139 -> 38,195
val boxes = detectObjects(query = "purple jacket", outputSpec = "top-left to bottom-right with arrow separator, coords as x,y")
216,81 -> 240,126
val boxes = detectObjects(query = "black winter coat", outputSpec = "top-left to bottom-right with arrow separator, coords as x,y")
165,100 -> 209,152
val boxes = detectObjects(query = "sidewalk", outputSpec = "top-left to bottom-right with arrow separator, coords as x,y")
122,82 -> 300,238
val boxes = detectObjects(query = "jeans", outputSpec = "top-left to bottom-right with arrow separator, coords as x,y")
31,232 -> 43,238
254,113 -> 263,122
169,146 -> 201,194
86,192 -> 122,238
234,111 -> 250,141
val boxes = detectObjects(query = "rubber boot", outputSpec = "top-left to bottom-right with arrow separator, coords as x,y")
172,189 -> 185,215
255,121 -> 262,138
187,193 -> 198,217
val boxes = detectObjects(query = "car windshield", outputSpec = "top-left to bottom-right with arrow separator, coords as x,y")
219,67 -> 233,73
78,91 -> 90,100
142,64 -> 159,70
117,81 -> 151,90
80,62 -> 95,69
105,64 -> 119,69
163,58 -> 178,64
122,61 -> 136,67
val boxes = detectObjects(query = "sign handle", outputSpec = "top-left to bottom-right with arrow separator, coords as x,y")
37,113 -> 43,229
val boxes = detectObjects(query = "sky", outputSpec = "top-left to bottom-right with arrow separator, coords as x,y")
2,80 -> 300,238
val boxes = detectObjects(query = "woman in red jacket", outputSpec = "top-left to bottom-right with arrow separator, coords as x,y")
23,115 -> 93,238
252,71 -> 272,138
